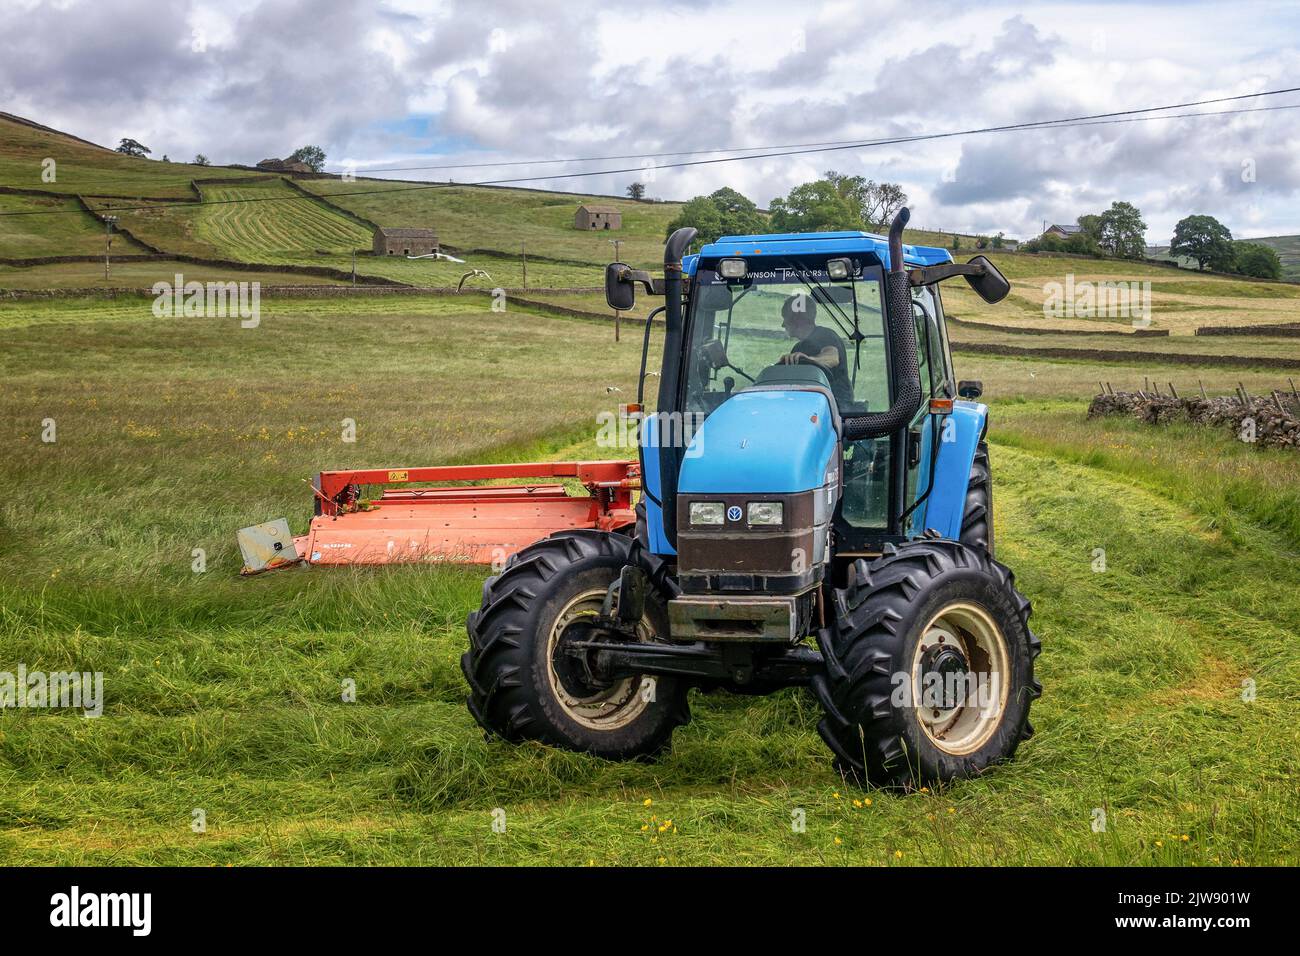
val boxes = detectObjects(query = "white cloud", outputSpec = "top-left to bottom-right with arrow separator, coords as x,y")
2,0 -> 1298,238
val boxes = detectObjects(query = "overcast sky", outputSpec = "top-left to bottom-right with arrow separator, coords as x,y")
3,0 -> 1299,240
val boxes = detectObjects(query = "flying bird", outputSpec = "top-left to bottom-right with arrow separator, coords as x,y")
457,269 -> 493,292
406,252 -> 466,263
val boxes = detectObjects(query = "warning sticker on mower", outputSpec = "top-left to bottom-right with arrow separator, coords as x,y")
388,470 -> 409,482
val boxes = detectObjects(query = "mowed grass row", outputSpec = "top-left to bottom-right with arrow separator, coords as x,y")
0,299 -> 1297,864
195,181 -> 373,262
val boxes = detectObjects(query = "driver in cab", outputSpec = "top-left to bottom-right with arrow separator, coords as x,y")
778,294 -> 852,406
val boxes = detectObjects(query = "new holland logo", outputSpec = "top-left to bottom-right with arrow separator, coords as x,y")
726,506 -> 743,522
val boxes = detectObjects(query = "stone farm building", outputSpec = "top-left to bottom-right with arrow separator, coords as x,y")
373,227 -> 439,256
1042,223 -> 1082,240
574,204 -> 622,230
255,157 -> 313,174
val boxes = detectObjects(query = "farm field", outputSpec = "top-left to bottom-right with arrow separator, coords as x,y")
298,179 -> 683,268
0,261 -> 350,292
0,294 -> 1297,865
83,180 -> 374,264
947,325 -> 1300,364
0,192 -> 150,258
0,112 -> 262,199
942,254 -> 1300,335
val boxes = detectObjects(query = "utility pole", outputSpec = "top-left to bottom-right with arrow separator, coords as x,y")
521,242 -> 527,292
609,238 -> 622,342
351,250 -> 357,286
103,215 -> 118,282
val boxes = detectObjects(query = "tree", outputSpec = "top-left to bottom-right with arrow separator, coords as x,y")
823,171 -> 907,229
665,187 -> 766,245
769,180 -> 857,233
116,138 -> 151,158
1064,231 -> 1102,257
161,154 -> 170,163
626,182 -> 646,200
1170,214 -> 1234,271
1231,242 -> 1283,280
992,232 -> 1005,250
1076,213 -> 1103,243
287,145 -> 326,172
666,196 -> 724,244
1098,201 -> 1147,258
193,154 -> 210,167
705,187 -> 765,234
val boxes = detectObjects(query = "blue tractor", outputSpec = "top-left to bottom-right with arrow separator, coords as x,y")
463,209 -> 1040,787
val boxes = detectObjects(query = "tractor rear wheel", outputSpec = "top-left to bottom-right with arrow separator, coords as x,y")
462,529 -> 689,759
812,540 -> 1040,788
960,440 -> 994,555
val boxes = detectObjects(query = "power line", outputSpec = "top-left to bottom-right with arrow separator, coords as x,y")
337,85 -> 1300,174
11,84 -> 1300,198
3,90 -> 1299,219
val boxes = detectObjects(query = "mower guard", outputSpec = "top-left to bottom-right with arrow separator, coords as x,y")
248,460 -> 639,571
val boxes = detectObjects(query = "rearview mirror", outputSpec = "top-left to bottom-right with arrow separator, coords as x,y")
964,255 -> 1010,304
605,262 -> 636,311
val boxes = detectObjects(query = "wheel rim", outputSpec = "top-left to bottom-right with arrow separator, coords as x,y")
909,602 -> 1010,755
545,587 -> 655,731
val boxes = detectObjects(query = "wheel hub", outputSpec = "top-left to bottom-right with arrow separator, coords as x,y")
545,588 -> 654,731
920,643 -> 971,711
910,604 -> 1011,755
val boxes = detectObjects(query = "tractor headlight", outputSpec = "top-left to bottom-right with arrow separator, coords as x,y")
747,501 -> 783,526
826,257 -> 852,280
689,501 -> 726,525
717,258 -> 747,279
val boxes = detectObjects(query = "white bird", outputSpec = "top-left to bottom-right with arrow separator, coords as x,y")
605,386 -> 622,393
406,252 -> 466,263
456,269 -> 493,292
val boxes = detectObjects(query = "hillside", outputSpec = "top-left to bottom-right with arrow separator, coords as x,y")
1244,234 -> 1300,281
3,110 -> 1300,322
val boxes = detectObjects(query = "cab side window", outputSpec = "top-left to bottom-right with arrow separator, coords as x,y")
911,286 -> 948,397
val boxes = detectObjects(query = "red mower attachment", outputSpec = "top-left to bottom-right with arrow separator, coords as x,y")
239,460 -> 639,573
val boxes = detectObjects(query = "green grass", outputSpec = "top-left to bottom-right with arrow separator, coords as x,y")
0,295 -> 1297,865
0,192 -> 150,258
299,180 -> 683,269
948,324 -> 1300,362
0,261 -> 349,291
0,113 -> 262,199
195,180 -> 373,262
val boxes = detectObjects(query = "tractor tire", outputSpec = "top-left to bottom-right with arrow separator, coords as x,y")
959,440 -> 994,556
462,529 -> 689,760
812,540 -> 1040,788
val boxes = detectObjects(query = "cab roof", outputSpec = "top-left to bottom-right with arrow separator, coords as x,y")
688,230 -> 952,273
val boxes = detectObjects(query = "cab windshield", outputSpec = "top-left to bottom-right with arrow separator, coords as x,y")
683,258 -> 888,419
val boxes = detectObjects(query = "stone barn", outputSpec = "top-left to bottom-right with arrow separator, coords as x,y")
574,204 -> 622,231
256,158 -> 313,174
373,227 -> 439,256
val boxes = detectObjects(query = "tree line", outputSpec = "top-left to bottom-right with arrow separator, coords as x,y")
115,138 -> 327,172
650,174 -> 1284,281
1022,205 -> 1281,280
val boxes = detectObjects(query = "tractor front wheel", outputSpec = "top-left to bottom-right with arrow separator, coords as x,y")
463,530 -> 690,759
812,540 -> 1040,788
